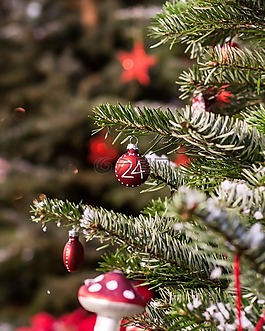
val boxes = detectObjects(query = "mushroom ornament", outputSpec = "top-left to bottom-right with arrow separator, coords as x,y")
78,270 -> 147,331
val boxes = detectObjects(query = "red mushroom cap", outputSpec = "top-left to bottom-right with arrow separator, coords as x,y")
78,270 -> 146,318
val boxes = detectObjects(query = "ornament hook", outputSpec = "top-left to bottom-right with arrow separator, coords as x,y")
129,136 -> 138,145
127,136 -> 138,150
69,225 -> 79,237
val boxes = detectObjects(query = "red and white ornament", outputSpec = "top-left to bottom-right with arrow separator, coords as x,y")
78,270 -> 147,331
192,84 -> 232,113
63,229 -> 84,272
115,142 -> 150,187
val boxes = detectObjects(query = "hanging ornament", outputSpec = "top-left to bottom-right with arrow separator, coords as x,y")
173,147 -> 191,167
192,84 -> 232,114
117,42 -> 157,85
115,138 -> 150,187
63,229 -> 84,272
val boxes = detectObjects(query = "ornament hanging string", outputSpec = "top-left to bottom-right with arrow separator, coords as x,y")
129,136 -> 138,145
234,253 -> 242,331
255,311 -> 265,331
234,253 -> 265,331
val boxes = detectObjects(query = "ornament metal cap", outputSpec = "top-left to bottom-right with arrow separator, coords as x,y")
127,143 -> 138,150
69,229 -> 79,237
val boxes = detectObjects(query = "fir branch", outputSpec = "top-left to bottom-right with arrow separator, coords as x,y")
30,197 -> 84,226
93,103 -> 176,137
215,177 -> 265,220
169,287 -> 265,331
141,197 -> 168,217
170,107 -> 265,163
241,164 -> 265,186
235,0 -> 265,12
209,45 -> 265,73
93,103 -> 265,164
98,249 -> 219,290
146,158 -> 244,194
202,46 -> 265,96
134,289 -> 176,331
149,0 -> 265,48
168,186 -> 265,276
245,104 -> 265,134
30,197 -> 228,288
128,287 -> 233,331
178,46 -> 265,103
145,160 -> 186,192
169,288 -> 233,331
80,206 -> 227,287
181,158 -> 244,191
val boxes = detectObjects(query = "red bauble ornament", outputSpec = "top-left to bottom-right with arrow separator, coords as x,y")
192,84 -> 232,113
63,230 -> 84,272
174,147 -> 191,167
87,133 -> 119,167
115,143 -> 150,187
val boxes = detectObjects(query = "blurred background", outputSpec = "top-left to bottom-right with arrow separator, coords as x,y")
0,0 -> 190,328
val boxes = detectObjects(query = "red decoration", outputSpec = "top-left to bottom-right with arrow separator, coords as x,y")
255,312 -> 265,331
78,314 -> 97,331
117,42 -> 157,85
58,308 -> 87,326
234,254 -> 265,331
234,254 -> 243,331
63,230 -> 84,272
87,133 -> 119,167
78,270 -> 147,331
115,143 -> 150,187
173,147 -> 191,167
15,308 -> 151,331
31,313 -> 55,331
192,84 -> 232,113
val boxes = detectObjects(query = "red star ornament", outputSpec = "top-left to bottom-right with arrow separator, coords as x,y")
117,42 -> 157,85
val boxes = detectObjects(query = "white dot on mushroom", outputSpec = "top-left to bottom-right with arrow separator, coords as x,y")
88,283 -> 102,292
106,280 -> 118,290
84,279 -> 93,286
94,274 -> 105,282
123,290 -> 135,300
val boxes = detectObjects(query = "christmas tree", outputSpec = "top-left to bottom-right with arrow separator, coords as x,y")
30,1 -> 265,330
1,0 -> 188,324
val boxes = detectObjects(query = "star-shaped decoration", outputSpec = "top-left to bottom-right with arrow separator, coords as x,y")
117,42 -> 157,85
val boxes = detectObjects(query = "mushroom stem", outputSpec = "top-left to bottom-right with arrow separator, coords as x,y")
94,315 -> 120,331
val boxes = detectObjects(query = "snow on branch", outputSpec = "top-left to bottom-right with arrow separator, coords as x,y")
169,186 -> 265,276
